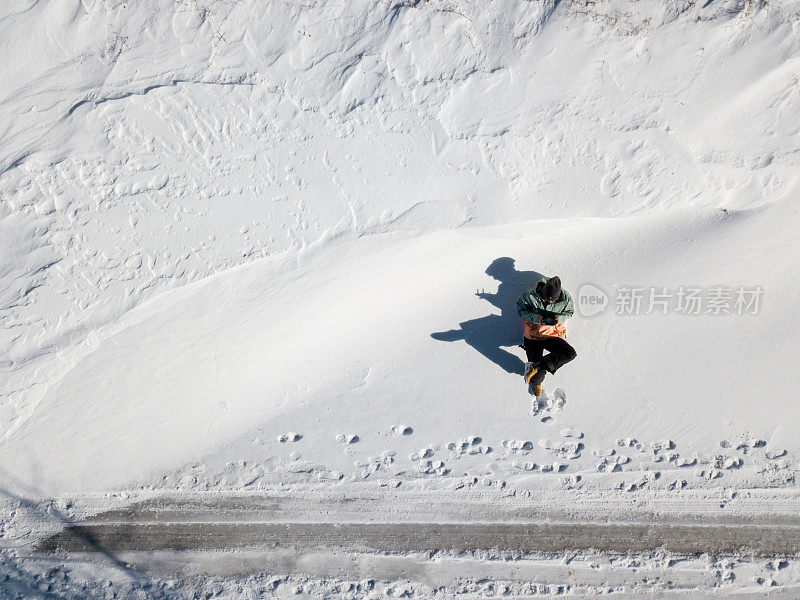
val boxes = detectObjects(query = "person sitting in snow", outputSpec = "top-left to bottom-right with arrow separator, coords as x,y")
516,275 -> 577,396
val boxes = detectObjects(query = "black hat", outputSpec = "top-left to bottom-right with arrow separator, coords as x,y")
542,276 -> 562,301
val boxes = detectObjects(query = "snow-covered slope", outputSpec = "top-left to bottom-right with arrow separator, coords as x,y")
2,0 -> 800,498
7,201 -> 800,494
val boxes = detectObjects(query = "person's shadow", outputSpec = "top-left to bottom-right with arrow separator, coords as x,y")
431,257 -> 542,375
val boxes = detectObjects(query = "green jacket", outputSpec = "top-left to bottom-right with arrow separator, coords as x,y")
516,277 -> 575,325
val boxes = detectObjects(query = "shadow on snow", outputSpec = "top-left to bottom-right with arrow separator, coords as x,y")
431,257 -> 542,376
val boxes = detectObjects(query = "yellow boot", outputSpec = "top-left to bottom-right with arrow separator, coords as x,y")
528,364 -> 546,397
524,362 -> 538,384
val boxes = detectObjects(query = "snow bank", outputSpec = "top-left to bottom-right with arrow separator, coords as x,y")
1,0 -> 800,495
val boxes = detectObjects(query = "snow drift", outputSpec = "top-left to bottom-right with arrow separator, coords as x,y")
1,0 -> 800,495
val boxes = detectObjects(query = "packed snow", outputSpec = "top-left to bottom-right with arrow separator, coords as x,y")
2,0 -> 800,597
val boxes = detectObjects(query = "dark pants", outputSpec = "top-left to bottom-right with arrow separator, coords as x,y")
523,337 -> 577,374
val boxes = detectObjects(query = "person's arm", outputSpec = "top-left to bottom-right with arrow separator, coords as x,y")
556,291 -> 575,323
516,293 -> 542,323
538,292 -> 574,325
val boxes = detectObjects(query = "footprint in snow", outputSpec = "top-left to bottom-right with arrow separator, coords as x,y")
766,449 -> 787,459
722,457 -> 743,469
596,461 -> 622,473
539,439 -> 583,459
418,460 -> 449,476
512,460 -> 537,471
354,452 -> 396,478
390,425 -> 414,436
336,433 -> 360,445
741,439 -> 766,450
317,470 -> 344,482
539,462 -> 566,473
410,448 -> 434,461
530,388 -> 567,419
618,471 -> 659,492
592,448 -> 615,458
278,432 -> 302,443
445,436 -> 482,450
447,436 -> 490,457
695,468 -> 723,480
769,559 -> 789,571
650,439 -> 675,452
560,428 -> 583,439
596,454 -> 629,472
721,438 -> 765,452
502,440 -> 534,452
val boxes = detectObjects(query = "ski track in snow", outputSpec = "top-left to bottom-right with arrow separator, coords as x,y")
7,488 -> 800,598
6,546 -> 800,599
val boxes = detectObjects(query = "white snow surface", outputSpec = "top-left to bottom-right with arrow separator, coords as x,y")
5,0 -> 800,596
2,0 -> 800,532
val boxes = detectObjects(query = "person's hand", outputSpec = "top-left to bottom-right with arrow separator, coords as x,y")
541,314 -> 557,326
